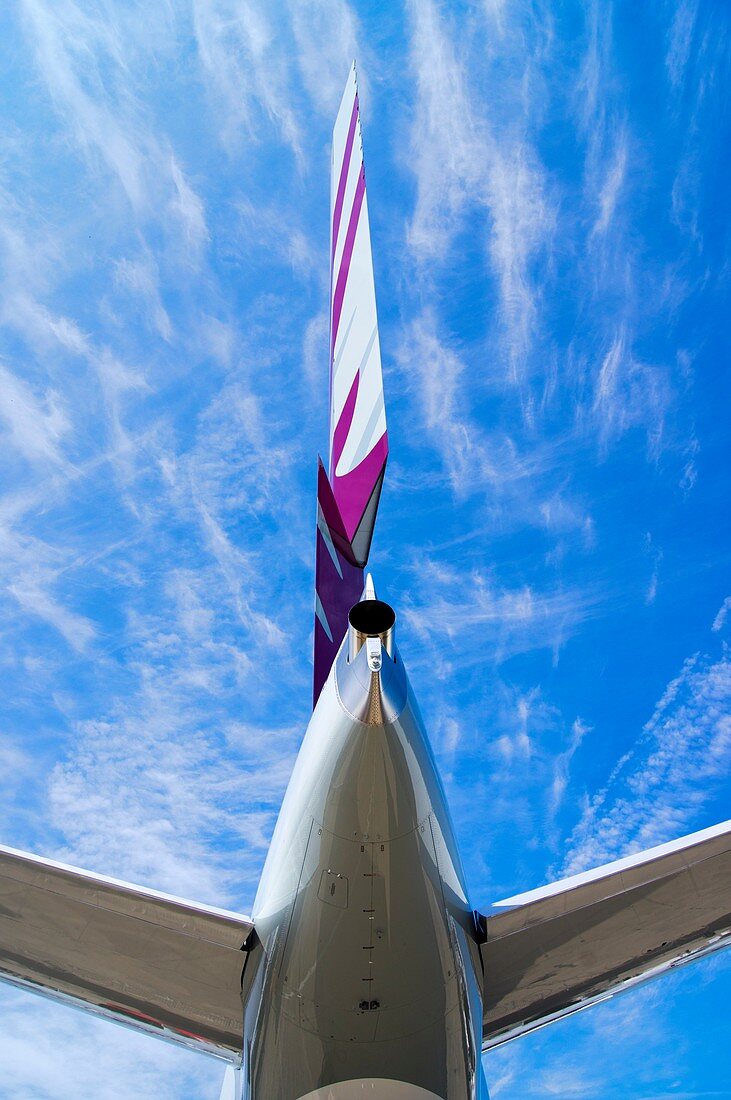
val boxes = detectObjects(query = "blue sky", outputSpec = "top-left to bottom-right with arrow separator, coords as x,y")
0,0 -> 729,1097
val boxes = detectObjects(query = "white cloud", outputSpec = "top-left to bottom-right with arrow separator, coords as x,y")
666,0 -> 698,89
644,532 -> 663,606
20,0 -> 213,272
712,596 -> 731,632
592,330 -> 672,459
193,0 -> 302,157
397,310 -> 494,494
550,717 -> 590,817
405,0 -> 553,379
0,363 -> 71,469
169,154 -> 209,257
0,987 -> 220,1100
592,132 -> 628,237
8,577 -> 96,653
115,251 -> 173,343
236,198 -> 319,281
396,312 -> 595,549
43,559 -> 296,905
21,0 -> 151,211
289,0 -> 360,117
402,555 -> 596,678
572,2 -> 684,465
303,309 -> 328,388
562,649 -> 731,874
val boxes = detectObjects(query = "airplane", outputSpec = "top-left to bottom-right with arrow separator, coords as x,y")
1,62 -> 730,1100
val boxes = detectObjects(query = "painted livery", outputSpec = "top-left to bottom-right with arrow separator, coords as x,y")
0,63 -> 730,1100
314,65 -> 388,705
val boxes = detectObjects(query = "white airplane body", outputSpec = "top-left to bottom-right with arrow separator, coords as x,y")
247,594 -> 484,1098
1,65 -> 730,1099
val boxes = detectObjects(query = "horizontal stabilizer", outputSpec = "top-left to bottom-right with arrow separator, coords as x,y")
480,820 -> 731,1049
0,843 -> 253,1061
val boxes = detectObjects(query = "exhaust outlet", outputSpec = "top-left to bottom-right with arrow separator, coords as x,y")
348,599 -> 396,664
337,594 -> 406,724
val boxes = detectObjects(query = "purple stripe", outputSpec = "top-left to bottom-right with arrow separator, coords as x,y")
313,464 -> 364,706
331,93 -> 360,268
330,167 -> 366,358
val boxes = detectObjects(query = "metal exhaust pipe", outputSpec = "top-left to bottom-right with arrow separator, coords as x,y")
348,599 -> 396,664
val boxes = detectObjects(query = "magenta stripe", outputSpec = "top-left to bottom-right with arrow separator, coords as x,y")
331,94 -> 360,268
331,370 -> 359,473
333,431 -> 388,542
330,167 -> 366,357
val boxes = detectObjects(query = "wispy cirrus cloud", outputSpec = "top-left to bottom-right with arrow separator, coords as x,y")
395,0 -> 688,573
114,250 -> 173,343
591,130 -> 628,238
395,311 -> 595,544
0,362 -> 71,469
592,329 -> 672,458
405,0 -> 553,381
21,0 -> 164,213
396,310 -> 495,494
8,576 -> 96,654
402,555 -> 595,672
193,0 -> 302,158
712,596 -> 731,633
20,0 -> 210,278
169,153 -> 210,258
666,0 -> 699,90
562,646 -> 731,875
0,988 -> 220,1100
288,0 -> 361,117
549,717 -> 590,818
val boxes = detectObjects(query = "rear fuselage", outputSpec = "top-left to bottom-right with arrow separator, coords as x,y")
244,635 -> 485,1099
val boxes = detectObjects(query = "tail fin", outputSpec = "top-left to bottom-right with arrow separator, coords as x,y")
314,64 -> 388,705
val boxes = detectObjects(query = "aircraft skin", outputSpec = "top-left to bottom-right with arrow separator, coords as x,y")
239,64 -> 488,1099
244,598 -> 486,1098
0,60 -> 729,1100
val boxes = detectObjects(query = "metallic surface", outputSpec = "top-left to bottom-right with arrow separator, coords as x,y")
248,639 -> 484,1099
481,820 -> 731,1048
0,844 -> 252,1060
347,598 -> 396,663
336,633 -> 407,726
297,1084 -> 445,1098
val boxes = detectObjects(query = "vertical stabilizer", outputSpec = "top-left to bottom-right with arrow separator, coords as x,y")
314,458 -> 365,704
313,64 -> 388,706
328,62 -> 388,561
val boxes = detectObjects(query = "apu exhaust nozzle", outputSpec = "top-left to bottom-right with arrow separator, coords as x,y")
336,590 -> 406,725
347,599 -> 396,667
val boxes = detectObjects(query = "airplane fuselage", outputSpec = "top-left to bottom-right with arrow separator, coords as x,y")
244,618 -> 485,1099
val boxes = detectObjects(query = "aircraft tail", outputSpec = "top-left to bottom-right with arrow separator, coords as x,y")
313,64 -> 388,705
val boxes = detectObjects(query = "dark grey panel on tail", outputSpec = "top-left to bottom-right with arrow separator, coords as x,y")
349,461 -> 387,567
